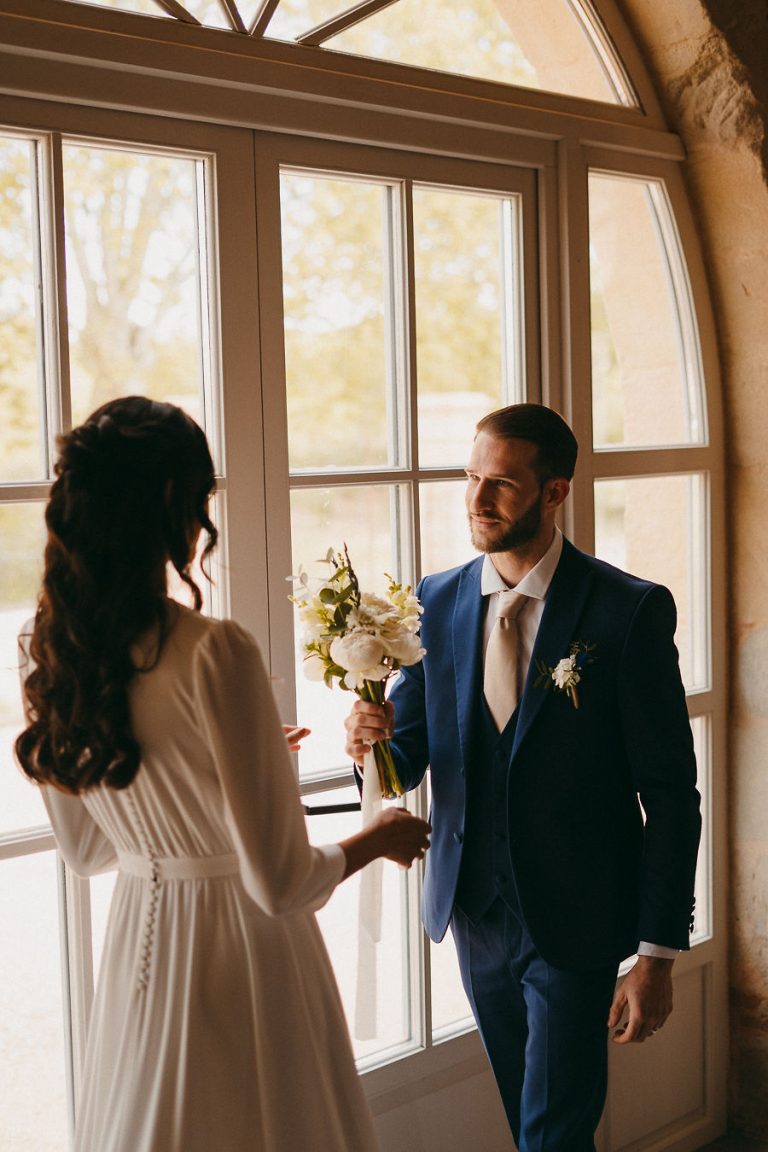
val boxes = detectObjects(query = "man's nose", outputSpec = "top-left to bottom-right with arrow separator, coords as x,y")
468,479 -> 492,511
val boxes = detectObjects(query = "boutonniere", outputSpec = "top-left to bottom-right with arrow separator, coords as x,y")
535,641 -> 597,709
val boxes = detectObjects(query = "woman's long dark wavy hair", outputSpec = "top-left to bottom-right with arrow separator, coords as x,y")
15,396 -> 218,794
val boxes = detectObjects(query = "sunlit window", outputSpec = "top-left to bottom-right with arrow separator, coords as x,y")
0,128 -> 223,1145
59,0 -> 635,105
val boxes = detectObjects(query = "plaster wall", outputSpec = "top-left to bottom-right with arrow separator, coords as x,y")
615,0 -> 768,1136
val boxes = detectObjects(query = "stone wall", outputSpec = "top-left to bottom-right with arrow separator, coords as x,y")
616,0 -> 768,1136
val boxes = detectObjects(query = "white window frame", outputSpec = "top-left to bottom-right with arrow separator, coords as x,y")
0,4 -> 727,1147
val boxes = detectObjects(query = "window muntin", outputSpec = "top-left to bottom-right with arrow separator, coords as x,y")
589,172 -> 706,451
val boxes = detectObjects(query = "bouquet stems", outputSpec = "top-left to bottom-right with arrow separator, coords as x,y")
359,678 -> 404,800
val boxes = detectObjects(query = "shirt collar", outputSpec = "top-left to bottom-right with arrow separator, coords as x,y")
480,527 -> 563,601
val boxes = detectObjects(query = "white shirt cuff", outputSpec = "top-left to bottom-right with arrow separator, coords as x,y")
637,940 -> 679,960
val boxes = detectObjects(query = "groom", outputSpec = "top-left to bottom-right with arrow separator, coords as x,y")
345,403 -> 701,1151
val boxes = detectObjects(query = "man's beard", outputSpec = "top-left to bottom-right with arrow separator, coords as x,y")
469,490 -> 544,553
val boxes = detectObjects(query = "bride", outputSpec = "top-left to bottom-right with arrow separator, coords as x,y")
15,395 -> 430,1152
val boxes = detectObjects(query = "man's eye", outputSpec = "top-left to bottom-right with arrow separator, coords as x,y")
495,479 -> 512,489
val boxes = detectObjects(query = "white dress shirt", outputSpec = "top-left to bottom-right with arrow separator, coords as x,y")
480,528 -> 677,961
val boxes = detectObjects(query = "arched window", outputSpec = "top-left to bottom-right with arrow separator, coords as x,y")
0,2 -> 725,1148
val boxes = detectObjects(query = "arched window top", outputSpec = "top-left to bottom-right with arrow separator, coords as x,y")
65,0 -> 638,107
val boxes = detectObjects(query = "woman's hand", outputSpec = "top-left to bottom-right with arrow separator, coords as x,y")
370,807 -> 431,868
340,807 -> 431,878
283,724 -> 310,752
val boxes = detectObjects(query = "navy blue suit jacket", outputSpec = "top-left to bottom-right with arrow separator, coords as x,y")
388,537 -> 701,971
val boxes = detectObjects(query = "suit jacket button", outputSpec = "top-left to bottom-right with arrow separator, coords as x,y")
453,832 -> 463,844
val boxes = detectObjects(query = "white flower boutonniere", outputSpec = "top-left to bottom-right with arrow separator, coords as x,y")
535,641 -> 597,709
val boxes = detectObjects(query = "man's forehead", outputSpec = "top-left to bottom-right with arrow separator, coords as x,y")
468,432 -> 539,469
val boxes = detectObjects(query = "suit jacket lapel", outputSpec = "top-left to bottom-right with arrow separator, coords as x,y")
452,557 -> 485,767
512,539 -> 594,757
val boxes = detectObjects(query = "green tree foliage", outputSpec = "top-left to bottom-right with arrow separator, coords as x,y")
63,145 -> 201,422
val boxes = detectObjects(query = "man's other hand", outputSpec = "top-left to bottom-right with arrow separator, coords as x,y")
608,955 -> 674,1044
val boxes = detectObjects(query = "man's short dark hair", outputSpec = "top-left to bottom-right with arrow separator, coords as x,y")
475,403 -> 578,482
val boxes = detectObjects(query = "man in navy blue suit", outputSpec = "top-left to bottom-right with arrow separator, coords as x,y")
345,404 -> 701,1152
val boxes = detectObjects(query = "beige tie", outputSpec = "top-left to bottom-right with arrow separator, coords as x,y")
484,590 -> 528,732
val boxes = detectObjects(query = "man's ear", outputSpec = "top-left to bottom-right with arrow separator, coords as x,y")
544,478 -> 570,511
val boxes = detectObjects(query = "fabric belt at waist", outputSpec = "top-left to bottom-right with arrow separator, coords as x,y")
117,851 -> 239,881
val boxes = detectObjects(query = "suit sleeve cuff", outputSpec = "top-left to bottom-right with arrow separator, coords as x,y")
637,941 -> 679,960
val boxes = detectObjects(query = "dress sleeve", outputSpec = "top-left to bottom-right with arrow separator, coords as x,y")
192,620 -> 345,916
40,788 -> 120,877
17,629 -> 119,878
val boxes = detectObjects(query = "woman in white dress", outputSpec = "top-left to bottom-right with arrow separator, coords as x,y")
15,396 -> 430,1152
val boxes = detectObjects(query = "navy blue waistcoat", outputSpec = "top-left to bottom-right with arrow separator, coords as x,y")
454,702 -> 520,923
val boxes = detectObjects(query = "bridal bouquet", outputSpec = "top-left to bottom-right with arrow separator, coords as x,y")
290,545 -> 425,799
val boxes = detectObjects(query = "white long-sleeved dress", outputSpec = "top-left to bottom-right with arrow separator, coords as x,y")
35,606 -> 379,1152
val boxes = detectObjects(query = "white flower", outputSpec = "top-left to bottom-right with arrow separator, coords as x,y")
383,632 -> 425,665
296,600 -> 329,641
551,655 -> 580,690
302,652 -> 327,682
342,663 -> 390,691
330,633 -> 385,673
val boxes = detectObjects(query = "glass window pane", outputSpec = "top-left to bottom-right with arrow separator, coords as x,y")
594,474 -> 708,692
306,790 -> 415,1062
690,715 -> 711,944
291,484 -> 408,778
166,492 -> 224,618
176,0 -> 231,26
63,144 -> 208,430
419,480 -> 472,575
0,852 -> 68,1151
0,135 -> 45,482
320,0 -> 627,104
281,173 -> 398,472
589,173 -> 705,449
430,933 -> 472,1038
262,0 -> 342,39
413,189 -> 522,468
0,503 -> 48,835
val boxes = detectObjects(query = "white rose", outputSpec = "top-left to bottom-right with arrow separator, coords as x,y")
342,663 -> 390,691
384,632 -> 425,665
330,632 -> 385,673
551,655 -> 579,690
